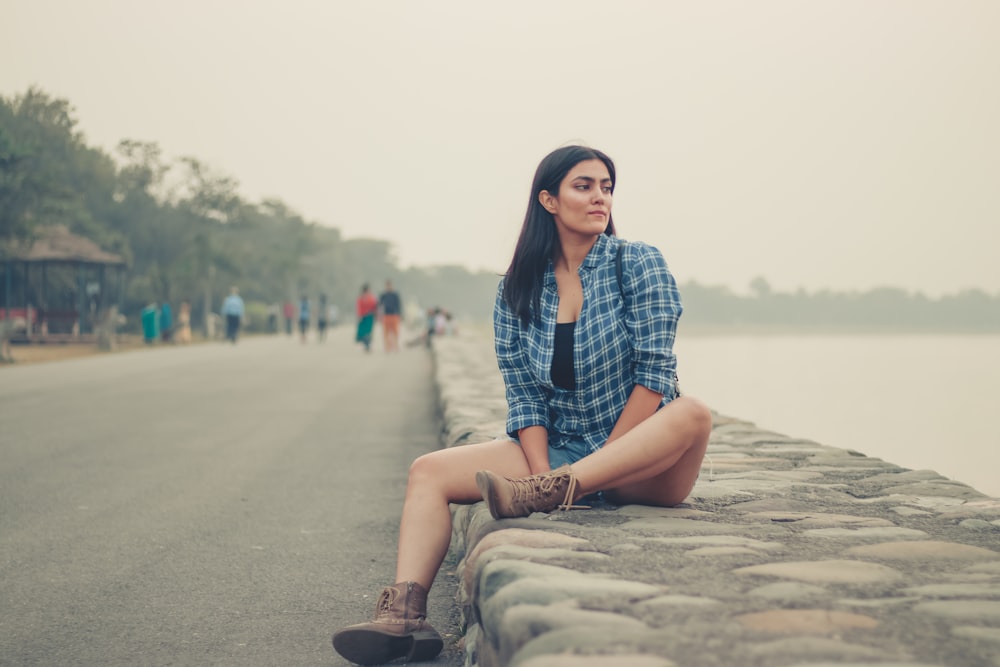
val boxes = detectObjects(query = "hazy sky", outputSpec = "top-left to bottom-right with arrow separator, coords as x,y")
4,0 -> 998,296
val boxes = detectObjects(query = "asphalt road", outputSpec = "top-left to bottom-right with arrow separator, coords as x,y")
0,327 -> 464,666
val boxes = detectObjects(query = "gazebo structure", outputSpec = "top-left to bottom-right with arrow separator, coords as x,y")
1,225 -> 126,343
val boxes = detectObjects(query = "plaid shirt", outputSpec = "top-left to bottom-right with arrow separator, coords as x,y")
494,233 -> 682,454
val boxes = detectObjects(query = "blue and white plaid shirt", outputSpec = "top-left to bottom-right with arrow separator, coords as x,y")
494,233 -> 682,455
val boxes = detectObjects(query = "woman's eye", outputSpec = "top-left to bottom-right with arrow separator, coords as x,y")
602,186 -> 612,193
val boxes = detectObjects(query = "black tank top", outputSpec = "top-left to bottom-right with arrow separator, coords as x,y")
551,322 -> 576,391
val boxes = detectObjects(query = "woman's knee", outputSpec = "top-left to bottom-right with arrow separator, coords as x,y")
408,451 -> 449,490
674,396 -> 713,440
408,447 -> 479,501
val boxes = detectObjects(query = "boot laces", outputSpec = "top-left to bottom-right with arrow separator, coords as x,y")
510,469 -> 587,511
374,587 -> 398,619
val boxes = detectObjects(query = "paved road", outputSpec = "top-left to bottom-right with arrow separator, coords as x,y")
0,328 -> 463,666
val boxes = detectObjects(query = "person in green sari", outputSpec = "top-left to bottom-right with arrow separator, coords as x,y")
355,283 -> 378,352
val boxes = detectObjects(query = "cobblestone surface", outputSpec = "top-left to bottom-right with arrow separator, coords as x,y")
433,334 -> 1000,667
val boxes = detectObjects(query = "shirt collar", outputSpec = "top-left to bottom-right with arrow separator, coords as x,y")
544,233 -> 619,285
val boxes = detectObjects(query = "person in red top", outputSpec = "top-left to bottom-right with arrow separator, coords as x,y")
355,284 -> 378,352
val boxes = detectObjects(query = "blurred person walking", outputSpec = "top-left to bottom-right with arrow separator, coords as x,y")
317,294 -> 329,342
267,303 -> 279,333
283,300 -> 295,336
355,284 -> 378,353
175,301 -> 192,344
220,287 -> 245,344
298,295 -> 310,343
378,280 -> 402,352
159,302 -> 173,342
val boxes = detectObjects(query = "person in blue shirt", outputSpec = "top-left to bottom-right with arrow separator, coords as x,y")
333,146 -> 712,665
298,295 -> 310,343
220,287 -> 245,343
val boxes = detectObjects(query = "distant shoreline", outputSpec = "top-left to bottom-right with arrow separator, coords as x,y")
458,319 -> 1000,338
678,323 -> 1000,337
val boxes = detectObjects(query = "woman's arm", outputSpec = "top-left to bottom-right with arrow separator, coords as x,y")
493,281 -> 551,439
623,243 -> 682,400
494,282 -> 551,473
606,384 -> 663,444
517,425 -> 551,474
604,243 -> 680,443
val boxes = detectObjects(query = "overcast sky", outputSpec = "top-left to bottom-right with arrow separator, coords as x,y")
4,0 -> 998,296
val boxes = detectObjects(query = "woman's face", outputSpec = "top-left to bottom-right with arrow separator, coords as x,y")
540,159 -> 613,240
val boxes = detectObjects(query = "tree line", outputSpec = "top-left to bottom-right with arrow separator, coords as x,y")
1,87 -> 502,335
2,86 -> 998,336
682,277 -> 1000,333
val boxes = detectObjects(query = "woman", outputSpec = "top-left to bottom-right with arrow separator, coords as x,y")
333,146 -> 711,664
355,284 -> 378,352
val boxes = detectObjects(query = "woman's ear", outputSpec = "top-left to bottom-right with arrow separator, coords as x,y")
538,190 -> 558,214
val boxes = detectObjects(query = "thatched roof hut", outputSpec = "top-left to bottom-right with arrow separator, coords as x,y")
5,225 -> 125,265
2,226 -> 126,341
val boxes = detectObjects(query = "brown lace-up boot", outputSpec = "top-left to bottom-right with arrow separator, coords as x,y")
332,581 -> 443,665
475,464 -> 588,519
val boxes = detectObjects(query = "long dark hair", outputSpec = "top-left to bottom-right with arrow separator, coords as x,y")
502,145 -> 617,325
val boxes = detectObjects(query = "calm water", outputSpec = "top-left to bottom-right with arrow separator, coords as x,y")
674,333 -> 1000,498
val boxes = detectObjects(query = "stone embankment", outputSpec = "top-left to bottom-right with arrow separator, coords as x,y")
432,333 -> 1000,667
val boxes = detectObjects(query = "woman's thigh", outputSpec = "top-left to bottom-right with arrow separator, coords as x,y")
411,439 -> 533,504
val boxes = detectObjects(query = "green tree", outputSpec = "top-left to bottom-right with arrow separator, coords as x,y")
0,88 -> 94,248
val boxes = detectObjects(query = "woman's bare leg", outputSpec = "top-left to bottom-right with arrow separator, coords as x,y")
334,443 -> 527,664
573,396 -> 712,507
395,439 -> 532,588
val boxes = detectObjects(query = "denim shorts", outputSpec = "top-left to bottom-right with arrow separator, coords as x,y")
505,433 -> 592,470
547,436 -> 592,469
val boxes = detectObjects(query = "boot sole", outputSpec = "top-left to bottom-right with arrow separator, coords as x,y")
475,471 -> 503,519
332,626 -> 443,665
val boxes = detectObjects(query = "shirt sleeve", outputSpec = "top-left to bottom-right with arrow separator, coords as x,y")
493,280 -> 550,437
623,242 -> 681,399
